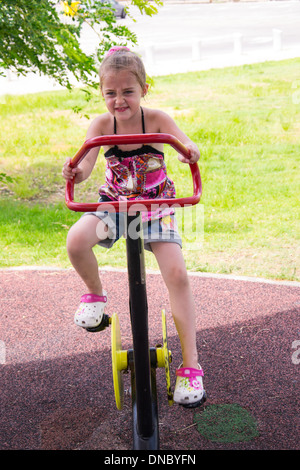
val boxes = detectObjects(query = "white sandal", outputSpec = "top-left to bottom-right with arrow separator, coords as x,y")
74,293 -> 108,328
173,364 -> 206,408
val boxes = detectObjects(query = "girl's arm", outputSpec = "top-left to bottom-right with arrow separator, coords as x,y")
156,110 -> 200,164
62,115 -> 104,184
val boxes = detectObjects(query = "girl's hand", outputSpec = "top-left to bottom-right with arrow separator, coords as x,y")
62,157 -> 83,182
177,143 -> 200,164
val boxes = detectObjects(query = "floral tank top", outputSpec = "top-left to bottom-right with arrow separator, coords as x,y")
98,108 -> 176,222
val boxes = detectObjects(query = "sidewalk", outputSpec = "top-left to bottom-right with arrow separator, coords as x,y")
1,45 -> 299,98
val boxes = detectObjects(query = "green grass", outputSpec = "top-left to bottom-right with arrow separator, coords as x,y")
0,58 -> 299,280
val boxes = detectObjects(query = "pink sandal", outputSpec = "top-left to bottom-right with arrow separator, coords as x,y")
174,365 -> 206,408
74,293 -> 108,328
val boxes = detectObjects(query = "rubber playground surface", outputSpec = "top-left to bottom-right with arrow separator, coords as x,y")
0,267 -> 299,451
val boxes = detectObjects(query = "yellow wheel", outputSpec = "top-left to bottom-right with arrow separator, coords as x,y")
161,309 -> 174,406
111,313 -> 127,410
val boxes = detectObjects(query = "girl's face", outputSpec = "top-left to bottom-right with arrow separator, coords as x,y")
101,69 -> 148,123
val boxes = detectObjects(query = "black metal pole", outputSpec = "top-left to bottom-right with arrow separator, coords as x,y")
131,365 -> 159,450
125,212 -> 154,440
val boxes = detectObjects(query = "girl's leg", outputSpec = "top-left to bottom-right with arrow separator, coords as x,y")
67,215 -> 108,295
150,241 -> 199,369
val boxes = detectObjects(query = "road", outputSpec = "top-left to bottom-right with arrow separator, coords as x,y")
121,0 -> 300,74
126,0 -> 300,47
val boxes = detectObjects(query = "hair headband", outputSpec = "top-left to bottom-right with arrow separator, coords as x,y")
106,46 -> 130,57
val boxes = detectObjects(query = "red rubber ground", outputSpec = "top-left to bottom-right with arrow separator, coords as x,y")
0,268 -> 299,450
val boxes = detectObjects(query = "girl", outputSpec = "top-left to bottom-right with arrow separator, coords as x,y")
62,46 -> 206,408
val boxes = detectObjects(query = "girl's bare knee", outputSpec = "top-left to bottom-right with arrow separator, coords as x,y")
67,216 -> 109,255
152,242 -> 189,291
67,219 -> 94,253
66,226 -> 87,255
166,264 -> 189,291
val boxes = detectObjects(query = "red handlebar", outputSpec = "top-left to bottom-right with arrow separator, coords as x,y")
65,133 -> 202,212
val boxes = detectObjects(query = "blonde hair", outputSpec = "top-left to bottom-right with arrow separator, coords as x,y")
99,48 -> 147,90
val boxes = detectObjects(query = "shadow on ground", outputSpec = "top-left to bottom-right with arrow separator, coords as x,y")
0,269 -> 299,450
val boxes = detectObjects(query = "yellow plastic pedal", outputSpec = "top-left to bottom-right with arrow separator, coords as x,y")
156,347 -> 171,368
111,313 -> 127,410
161,309 -> 174,406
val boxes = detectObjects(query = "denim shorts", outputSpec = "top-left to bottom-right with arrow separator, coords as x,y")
83,210 -> 182,252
